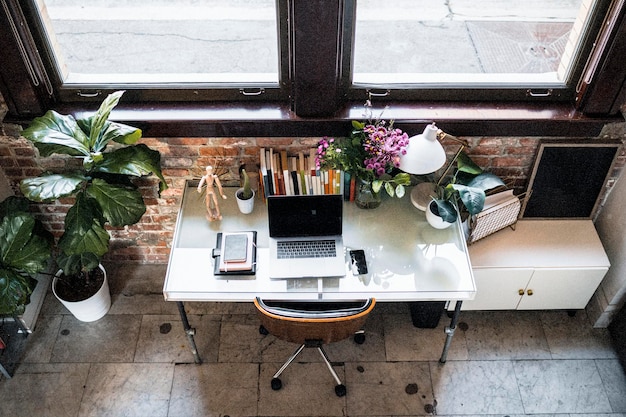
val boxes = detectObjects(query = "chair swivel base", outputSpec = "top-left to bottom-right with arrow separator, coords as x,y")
271,376 -> 347,397
264,336 -> 350,397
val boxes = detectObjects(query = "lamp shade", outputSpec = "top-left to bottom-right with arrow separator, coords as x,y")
399,123 -> 446,175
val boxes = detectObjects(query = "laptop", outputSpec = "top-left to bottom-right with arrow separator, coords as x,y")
267,194 -> 346,279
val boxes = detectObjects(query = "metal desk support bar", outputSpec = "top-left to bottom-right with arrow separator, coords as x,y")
176,302 -> 202,364
178,299 -> 462,365
439,300 -> 462,363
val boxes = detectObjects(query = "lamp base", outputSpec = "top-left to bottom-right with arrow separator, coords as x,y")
410,182 -> 437,211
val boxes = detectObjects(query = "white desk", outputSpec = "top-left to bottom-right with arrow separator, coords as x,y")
163,181 -> 476,362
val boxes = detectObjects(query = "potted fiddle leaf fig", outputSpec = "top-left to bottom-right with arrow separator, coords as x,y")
235,167 -> 255,214
427,152 -> 504,229
19,90 -> 167,322
0,196 -> 53,316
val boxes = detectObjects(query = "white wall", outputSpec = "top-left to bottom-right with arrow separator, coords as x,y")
590,168 -> 626,327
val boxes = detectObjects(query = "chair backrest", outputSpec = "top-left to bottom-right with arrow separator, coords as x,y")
254,298 -> 376,345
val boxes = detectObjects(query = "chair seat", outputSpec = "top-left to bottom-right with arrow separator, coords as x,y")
254,298 -> 375,344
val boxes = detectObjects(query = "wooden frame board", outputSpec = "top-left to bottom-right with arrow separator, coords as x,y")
521,140 -> 620,218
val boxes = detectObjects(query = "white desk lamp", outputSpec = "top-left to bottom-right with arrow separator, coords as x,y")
399,123 -> 468,210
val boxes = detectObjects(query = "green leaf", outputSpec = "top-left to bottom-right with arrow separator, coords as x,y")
83,90 -> 125,150
21,110 -> 91,157
0,215 -> 52,274
392,172 -> 411,185
78,119 -> 142,153
452,184 -> 486,215
384,181 -> 394,197
56,252 -> 100,276
395,184 -> 406,198
20,173 -> 87,202
372,180 -> 383,193
86,178 -> 146,226
456,152 -> 483,175
467,173 -> 505,192
0,195 -> 28,220
0,268 -> 35,315
432,199 -> 458,223
351,120 -> 365,130
95,144 -> 168,193
58,192 -> 110,257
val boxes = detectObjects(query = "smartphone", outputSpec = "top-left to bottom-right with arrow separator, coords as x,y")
350,249 -> 368,275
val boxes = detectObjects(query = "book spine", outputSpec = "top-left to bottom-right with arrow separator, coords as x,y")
265,149 -> 274,196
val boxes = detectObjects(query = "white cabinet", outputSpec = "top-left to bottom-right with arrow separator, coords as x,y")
460,220 -> 610,311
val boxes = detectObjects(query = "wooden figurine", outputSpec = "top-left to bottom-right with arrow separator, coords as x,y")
197,165 -> 227,221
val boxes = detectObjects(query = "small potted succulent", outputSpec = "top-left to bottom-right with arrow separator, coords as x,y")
235,167 -> 255,214
427,152 -> 505,229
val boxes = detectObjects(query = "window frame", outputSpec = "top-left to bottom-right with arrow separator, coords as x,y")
340,0 -> 612,104
1,0 -> 625,137
17,0 -> 292,104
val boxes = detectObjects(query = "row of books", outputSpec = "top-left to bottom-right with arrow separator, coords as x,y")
259,148 -> 357,200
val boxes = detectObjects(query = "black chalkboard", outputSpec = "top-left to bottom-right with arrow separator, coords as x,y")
522,141 -> 619,218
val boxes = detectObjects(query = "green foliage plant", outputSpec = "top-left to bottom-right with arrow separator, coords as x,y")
19,91 -> 167,281
431,152 -> 505,223
0,196 -> 53,315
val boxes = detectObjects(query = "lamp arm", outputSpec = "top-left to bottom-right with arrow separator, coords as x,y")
436,129 -> 469,147
436,144 -> 467,187
434,128 -> 469,187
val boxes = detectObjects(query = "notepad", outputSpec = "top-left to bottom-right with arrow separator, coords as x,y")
218,232 -> 255,272
223,233 -> 248,262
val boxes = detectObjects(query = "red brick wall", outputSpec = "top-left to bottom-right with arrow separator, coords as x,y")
1,129 -> 622,264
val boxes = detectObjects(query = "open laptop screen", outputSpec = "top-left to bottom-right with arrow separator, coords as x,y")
268,195 -> 343,238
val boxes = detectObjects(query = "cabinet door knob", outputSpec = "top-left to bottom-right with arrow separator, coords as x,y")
518,289 -> 525,296
527,289 -> 534,296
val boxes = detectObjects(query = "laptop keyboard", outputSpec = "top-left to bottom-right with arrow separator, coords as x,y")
277,240 -> 336,259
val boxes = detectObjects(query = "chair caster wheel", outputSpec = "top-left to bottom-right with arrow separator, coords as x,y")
271,377 -> 282,390
335,384 -> 347,397
354,332 -> 365,344
259,325 -> 269,335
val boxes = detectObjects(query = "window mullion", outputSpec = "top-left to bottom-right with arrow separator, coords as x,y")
290,0 -> 342,117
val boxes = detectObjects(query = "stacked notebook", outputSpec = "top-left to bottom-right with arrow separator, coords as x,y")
212,231 -> 257,275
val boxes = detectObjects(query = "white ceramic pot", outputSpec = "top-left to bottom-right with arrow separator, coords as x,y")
52,264 -> 111,322
426,201 -> 454,230
235,188 -> 255,214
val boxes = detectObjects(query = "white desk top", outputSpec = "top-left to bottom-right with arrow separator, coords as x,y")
163,182 -> 476,302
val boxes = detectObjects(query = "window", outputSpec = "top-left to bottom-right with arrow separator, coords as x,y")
1,0 -> 625,121
345,0 -> 604,101
23,0 -> 288,102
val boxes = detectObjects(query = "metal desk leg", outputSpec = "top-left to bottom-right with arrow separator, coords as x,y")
176,302 -> 202,364
439,300 -> 462,364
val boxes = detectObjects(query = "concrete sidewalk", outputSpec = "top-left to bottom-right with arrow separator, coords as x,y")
41,0 -> 584,77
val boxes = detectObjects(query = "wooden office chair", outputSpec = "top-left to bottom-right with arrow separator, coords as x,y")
254,297 -> 376,397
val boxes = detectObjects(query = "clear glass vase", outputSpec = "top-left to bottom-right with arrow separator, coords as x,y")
355,177 -> 381,209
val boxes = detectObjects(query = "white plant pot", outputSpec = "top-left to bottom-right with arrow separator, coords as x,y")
235,188 -> 255,214
426,201 -> 455,230
52,264 -> 111,322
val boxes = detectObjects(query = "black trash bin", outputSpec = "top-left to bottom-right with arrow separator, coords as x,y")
408,301 -> 446,328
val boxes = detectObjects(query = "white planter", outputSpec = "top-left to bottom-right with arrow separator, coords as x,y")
426,201 -> 454,229
52,264 -> 111,322
235,188 -> 255,214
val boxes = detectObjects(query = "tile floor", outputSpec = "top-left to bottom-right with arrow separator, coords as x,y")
1,262 -> 626,417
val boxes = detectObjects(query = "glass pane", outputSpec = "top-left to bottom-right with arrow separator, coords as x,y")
353,0 -> 594,86
35,0 -> 279,84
